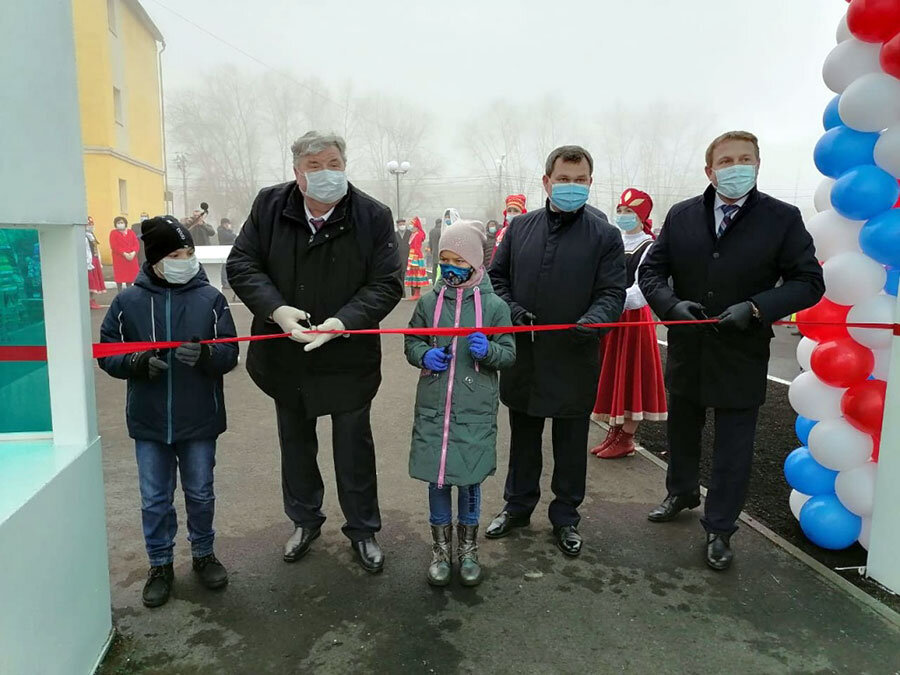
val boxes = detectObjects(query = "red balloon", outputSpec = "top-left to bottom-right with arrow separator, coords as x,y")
796,298 -> 851,342
881,33 -> 900,79
841,379 -> 887,436
848,0 -> 900,43
810,339 -> 875,387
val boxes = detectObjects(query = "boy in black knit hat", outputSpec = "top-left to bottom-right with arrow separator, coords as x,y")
98,215 -> 239,608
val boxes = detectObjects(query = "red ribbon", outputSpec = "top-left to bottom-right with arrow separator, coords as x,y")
1,319 -> 897,362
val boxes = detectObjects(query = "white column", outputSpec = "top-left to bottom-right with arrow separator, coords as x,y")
38,225 -> 98,446
867,291 -> 900,592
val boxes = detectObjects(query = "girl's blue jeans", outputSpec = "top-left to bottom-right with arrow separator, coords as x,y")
428,483 -> 481,526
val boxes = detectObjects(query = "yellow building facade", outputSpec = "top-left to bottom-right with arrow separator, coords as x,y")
72,0 -> 165,263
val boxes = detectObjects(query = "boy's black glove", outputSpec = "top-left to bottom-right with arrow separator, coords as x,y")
174,338 -> 210,368
130,351 -> 169,379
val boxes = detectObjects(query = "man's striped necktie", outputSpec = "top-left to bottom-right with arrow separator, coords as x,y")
718,204 -> 739,238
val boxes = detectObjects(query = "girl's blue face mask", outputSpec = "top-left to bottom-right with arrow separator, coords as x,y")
440,263 -> 474,286
615,213 -> 639,231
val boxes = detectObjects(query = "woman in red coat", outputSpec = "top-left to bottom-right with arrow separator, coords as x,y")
590,189 -> 667,459
405,216 -> 430,300
109,215 -> 140,291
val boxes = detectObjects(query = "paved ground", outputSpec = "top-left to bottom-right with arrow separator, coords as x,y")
95,301 -> 899,674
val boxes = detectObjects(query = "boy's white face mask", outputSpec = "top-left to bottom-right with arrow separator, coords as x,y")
156,256 -> 200,284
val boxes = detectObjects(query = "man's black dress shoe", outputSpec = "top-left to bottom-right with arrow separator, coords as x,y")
647,492 -> 701,522
706,533 -> 733,571
352,536 -> 384,573
553,525 -> 583,557
484,510 -> 530,539
283,526 -> 321,562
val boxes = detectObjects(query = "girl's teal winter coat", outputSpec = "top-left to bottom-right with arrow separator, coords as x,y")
404,274 -> 516,486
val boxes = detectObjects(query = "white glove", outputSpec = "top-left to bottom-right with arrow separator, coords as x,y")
302,317 -> 347,352
272,305 -> 310,339
624,286 -> 647,311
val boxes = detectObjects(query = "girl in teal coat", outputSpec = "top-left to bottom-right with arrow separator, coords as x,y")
405,220 -> 516,587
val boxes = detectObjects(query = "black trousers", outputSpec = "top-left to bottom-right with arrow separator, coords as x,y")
666,393 -> 760,536
503,409 -> 590,527
275,400 -> 381,542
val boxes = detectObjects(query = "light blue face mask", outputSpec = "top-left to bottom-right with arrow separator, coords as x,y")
305,169 -> 348,204
615,213 -> 639,231
550,183 -> 590,212
714,164 -> 758,200
160,255 -> 200,285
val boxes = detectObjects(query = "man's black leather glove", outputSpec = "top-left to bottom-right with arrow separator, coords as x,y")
667,301 -> 707,322
130,351 -> 169,379
717,301 -> 757,331
514,310 -> 536,326
571,320 -> 599,343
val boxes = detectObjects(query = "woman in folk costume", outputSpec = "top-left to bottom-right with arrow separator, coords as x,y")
86,216 -> 106,309
405,216 -> 430,299
493,194 -> 526,259
590,188 -> 667,459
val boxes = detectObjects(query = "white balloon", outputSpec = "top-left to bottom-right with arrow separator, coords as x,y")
814,178 -> 836,213
788,371 -> 847,421
873,126 -> 900,179
790,489 -> 812,521
809,418 -> 875,471
836,13 -> 851,43
823,252 -> 887,306
805,210 -> 863,262
835,462 -> 878,516
848,294 -> 897,349
872,346 -> 893,380
797,337 -> 817,371
823,39 -> 883,94
839,73 -> 900,132
859,517 -> 872,550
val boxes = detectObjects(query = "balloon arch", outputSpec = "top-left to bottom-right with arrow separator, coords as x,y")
785,0 -> 900,560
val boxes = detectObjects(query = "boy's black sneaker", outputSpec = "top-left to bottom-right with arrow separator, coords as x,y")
193,553 -> 228,589
142,563 -> 174,608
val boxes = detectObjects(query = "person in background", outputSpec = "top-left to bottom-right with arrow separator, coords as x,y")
493,194 -> 526,261
639,130 -> 824,571
109,215 -> 140,292
440,207 -> 461,235
483,219 -> 499,266
428,217 -> 443,280
98,215 -> 239,608
405,216 -> 430,300
217,218 -> 237,246
134,213 -> 149,265
590,189 -> 667,459
187,203 -> 216,246
86,216 -> 105,309
396,218 -> 411,298
405,220 -> 516,587
486,146 -> 626,557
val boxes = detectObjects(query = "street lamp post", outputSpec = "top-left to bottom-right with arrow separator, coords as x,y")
386,160 -> 411,219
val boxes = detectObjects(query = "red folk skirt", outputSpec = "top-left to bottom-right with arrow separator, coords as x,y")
405,251 -> 430,288
593,305 -> 667,425
88,255 -> 106,294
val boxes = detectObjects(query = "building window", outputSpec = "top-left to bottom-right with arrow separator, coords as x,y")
118,179 -> 128,214
113,87 -> 123,126
107,0 -> 117,35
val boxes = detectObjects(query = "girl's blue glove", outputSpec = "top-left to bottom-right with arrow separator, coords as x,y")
423,348 -> 452,372
467,332 -> 489,360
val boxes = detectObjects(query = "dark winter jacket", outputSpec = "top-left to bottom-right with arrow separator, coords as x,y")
98,265 -> 239,443
217,226 -> 237,246
489,201 -> 626,418
189,220 -> 216,246
639,185 -> 824,408
404,275 -> 516,485
226,182 -> 403,416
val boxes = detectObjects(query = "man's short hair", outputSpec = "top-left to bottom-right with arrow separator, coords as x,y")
220,217 -> 231,226
545,145 -> 594,177
291,131 -> 347,167
705,131 -> 760,167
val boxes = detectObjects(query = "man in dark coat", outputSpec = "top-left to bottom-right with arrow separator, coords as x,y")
395,218 -> 411,297
428,217 -> 442,280
226,131 -> 403,574
217,217 -> 237,245
486,145 -> 626,557
639,131 -> 824,571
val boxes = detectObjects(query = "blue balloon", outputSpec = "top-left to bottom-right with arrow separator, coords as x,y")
859,209 -> 900,268
795,416 -> 817,446
831,165 -> 900,221
813,126 -> 879,178
823,95 -> 843,131
799,494 -> 862,550
885,266 -> 899,296
784,446 -> 838,496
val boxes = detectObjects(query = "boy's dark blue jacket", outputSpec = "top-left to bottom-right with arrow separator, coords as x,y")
98,264 -> 239,443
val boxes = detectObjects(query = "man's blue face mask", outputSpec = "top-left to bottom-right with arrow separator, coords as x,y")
550,183 -> 590,212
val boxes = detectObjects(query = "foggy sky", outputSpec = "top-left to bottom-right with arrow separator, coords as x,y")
144,0 -> 848,209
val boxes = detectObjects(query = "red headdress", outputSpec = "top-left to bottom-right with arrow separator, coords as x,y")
618,188 -> 654,238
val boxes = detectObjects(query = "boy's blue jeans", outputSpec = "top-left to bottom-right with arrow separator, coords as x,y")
134,439 -> 217,566
428,483 -> 481,526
